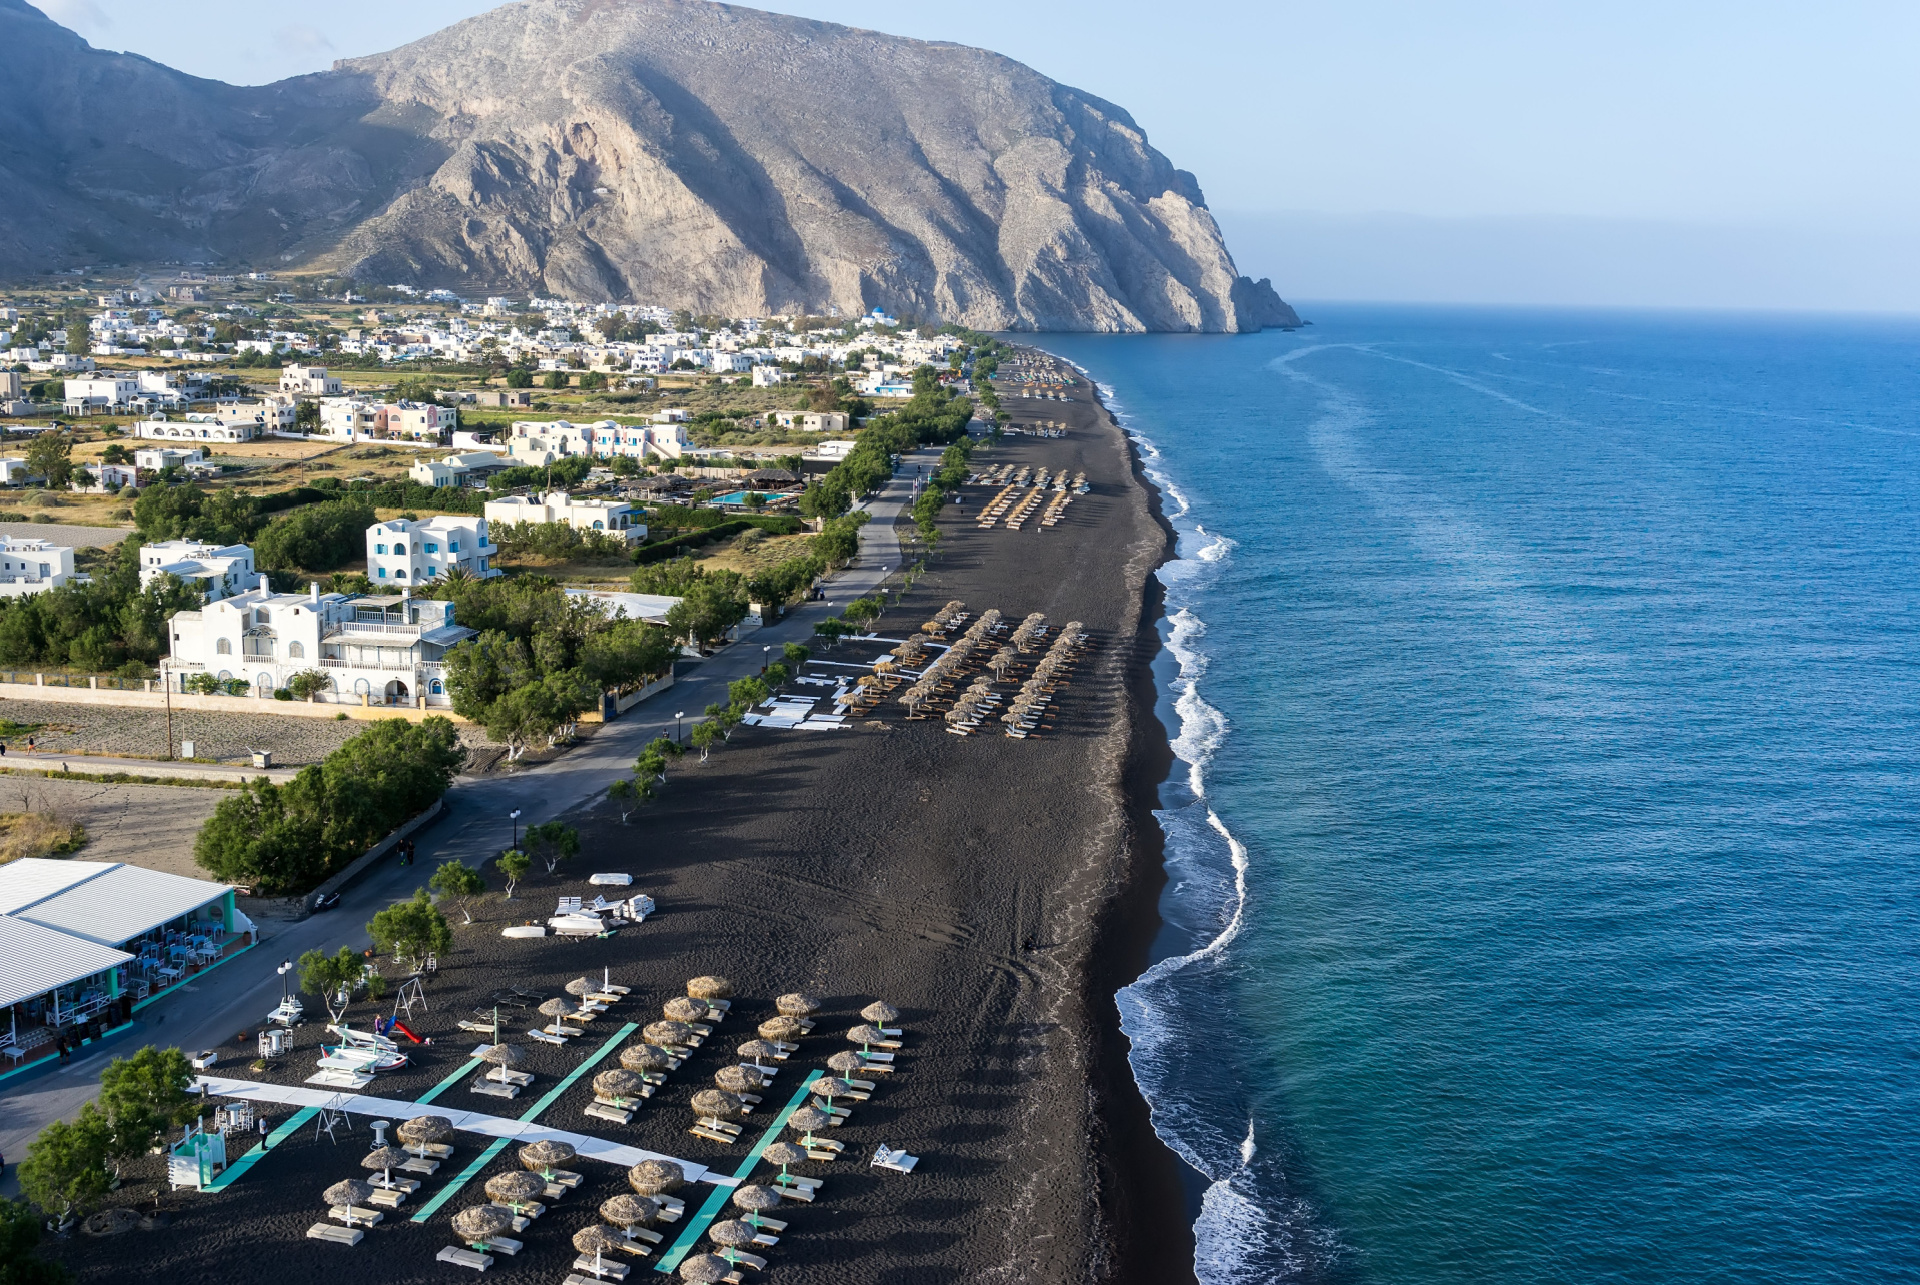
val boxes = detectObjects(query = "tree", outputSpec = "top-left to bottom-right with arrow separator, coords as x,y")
0,1194 -> 74,1285
24,432 -> 73,491
728,675 -> 769,710
843,597 -> 881,628
99,443 -> 129,465
254,497 -> 377,573
525,821 -> 578,875
286,668 -> 332,699
689,720 -> 719,763
17,1109 -> 111,1223
495,849 -> 530,898
813,617 -> 852,647
97,1047 -> 196,1165
543,370 -> 567,390
298,946 -> 365,1022
368,888 -> 453,971
783,642 -> 811,668
608,778 -> 639,824
429,860 -> 486,925
665,575 -> 749,648
505,365 -> 534,389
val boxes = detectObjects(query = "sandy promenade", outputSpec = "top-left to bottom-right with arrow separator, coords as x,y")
37,355 -> 1192,1285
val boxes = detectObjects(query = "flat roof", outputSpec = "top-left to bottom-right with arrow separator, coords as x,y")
2,860 -> 230,947
0,858 -> 117,916
0,915 -> 133,1009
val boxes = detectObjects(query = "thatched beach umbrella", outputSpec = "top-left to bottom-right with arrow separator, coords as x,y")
811,1077 -> 854,1107
679,1254 -> 733,1284
574,1224 -> 627,1274
323,1178 -> 373,1210
707,1219 -> 758,1260
600,1193 -> 659,1234
756,1144 -> 806,1189
622,1043 -> 673,1072
360,1145 -> 409,1188
690,1089 -> 743,1124
736,1039 -> 782,1065
731,1183 -> 782,1233
827,1049 -> 868,1083
662,996 -> 710,1024
484,1170 -> 544,1211
594,1068 -> 646,1101
451,1204 -> 512,1248
786,1105 -> 831,1148
397,1115 -> 452,1158
644,1020 -> 696,1048
757,1016 -> 803,1043
628,1159 -> 686,1196
477,1043 -> 525,1082
564,977 -> 596,997
519,1139 -> 576,1178
848,1024 -> 889,1054
714,1065 -> 763,1094
687,976 -> 733,1001
539,997 -> 579,1023
775,993 -> 820,1018
859,1000 -> 900,1028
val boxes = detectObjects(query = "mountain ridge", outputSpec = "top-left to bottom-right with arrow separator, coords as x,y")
0,0 -> 1297,332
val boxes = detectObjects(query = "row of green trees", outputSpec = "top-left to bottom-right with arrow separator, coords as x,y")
911,437 -> 976,542
192,719 -> 466,893
489,519 -> 631,563
0,537 -> 201,674
798,369 -> 974,519
436,578 -> 676,759
14,1047 -> 199,1225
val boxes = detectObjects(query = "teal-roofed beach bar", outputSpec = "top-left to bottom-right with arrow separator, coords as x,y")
0,859 -> 253,1076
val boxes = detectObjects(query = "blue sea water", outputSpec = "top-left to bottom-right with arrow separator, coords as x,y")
1041,310 -> 1920,1285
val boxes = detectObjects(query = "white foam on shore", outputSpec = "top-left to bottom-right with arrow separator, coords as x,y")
1081,359 -> 1271,1283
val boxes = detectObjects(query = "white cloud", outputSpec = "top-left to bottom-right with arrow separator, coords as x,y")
272,22 -> 334,60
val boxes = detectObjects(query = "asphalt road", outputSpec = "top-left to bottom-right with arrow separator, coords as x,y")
0,453 -> 933,1186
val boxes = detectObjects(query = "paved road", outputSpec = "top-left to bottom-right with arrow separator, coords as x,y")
0,453 -> 933,1187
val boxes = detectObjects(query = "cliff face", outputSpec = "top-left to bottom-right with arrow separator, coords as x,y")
0,0 -> 1297,331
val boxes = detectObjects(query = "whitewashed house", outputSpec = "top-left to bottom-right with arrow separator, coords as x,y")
62,374 -> 138,414
0,538 -> 76,596
71,463 -> 138,493
410,451 -> 508,489
165,586 -> 474,706
484,490 -> 645,543
138,541 -> 261,601
366,516 -> 497,585
134,412 -> 261,444
280,364 -> 343,395
133,446 -> 205,472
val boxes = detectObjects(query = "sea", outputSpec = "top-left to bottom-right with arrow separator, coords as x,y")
1041,308 -> 1920,1285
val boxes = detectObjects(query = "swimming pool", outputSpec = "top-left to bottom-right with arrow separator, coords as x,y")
708,490 -> 788,505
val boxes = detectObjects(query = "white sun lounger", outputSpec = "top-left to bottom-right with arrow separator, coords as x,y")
306,1067 -> 374,1089
585,1102 -> 632,1124
871,1145 -> 919,1173
529,1029 -> 570,1046
471,1080 -> 520,1099
436,1246 -> 492,1270
571,1255 -> 630,1279
482,1236 -> 522,1256
329,1205 -> 384,1226
307,1223 -> 363,1246
588,873 -> 633,886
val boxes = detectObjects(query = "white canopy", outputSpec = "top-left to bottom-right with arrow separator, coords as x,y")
0,915 -> 133,1009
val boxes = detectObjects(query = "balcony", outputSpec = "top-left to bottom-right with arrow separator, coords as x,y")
326,620 -> 426,639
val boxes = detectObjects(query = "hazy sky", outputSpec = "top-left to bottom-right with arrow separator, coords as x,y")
29,0 -> 1920,310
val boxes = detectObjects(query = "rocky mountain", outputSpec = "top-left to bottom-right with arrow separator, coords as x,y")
0,0 -> 1297,331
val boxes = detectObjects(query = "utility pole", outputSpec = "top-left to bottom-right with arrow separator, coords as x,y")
162,660 -> 174,759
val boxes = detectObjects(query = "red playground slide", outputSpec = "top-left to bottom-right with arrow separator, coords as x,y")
389,1021 -> 426,1044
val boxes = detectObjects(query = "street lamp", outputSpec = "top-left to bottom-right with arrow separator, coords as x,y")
277,958 -> 293,1004
761,645 -> 770,674
509,808 -> 521,851
674,711 -> 684,745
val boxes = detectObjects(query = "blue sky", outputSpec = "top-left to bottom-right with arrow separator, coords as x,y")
28,0 -> 1920,310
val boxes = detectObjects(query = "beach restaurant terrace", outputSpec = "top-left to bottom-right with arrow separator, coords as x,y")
0,859 -> 249,1075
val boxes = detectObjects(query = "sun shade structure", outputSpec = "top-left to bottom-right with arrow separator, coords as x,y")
774,993 -> 820,1018
686,976 -> 733,1000
786,1106 -> 831,1146
810,1078 -> 853,1103
398,1115 -> 452,1154
628,1159 -> 687,1196
860,1001 -> 900,1025
564,977 -> 596,996
323,1179 -> 374,1208
452,1204 -> 513,1244
826,1050 -> 867,1080
678,1253 -> 734,1283
757,1016 -> 803,1042
540,998 -> 579,1019
736,1039 -> 782,1062
575,1224 -> 628,1256
594,1068 -> 646,1101
847,1024 -> 888,1051
621,1044 -> 672,1071
708,1219 -> 758,1251
361,1146 -> 409,1184
690,1089 -> 743,1121
485,1171 -> 544,1208
478,1043 -> 525,1068
753,1149 -> 804,1190
600,1193 -> 659,1230
662,996 -> 709,1023
519,1139 -> 576,1175
644,1020 -> 695,1046
714,1065 -> 763,1093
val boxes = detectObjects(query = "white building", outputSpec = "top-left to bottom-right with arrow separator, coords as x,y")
0,538 -> 76,596
166,586 -> 474,707
62,374 -> 138,414
366,516 -> 498,586
774,411 -> 851,433
318,398 -> 453,443
280,364 -> 343,395
71,463 -> 138,493
135,413 -> 261,444
484,490 -> 646,543
506,418 -> 690,466
751,366 -> 788,387
0,458 -> 29,485
410,451 -> 509,489
139,541 -> 261,601
133,446 -> 205,472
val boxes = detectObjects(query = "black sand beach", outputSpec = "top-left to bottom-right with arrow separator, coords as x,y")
42,353 -> 1193,1285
